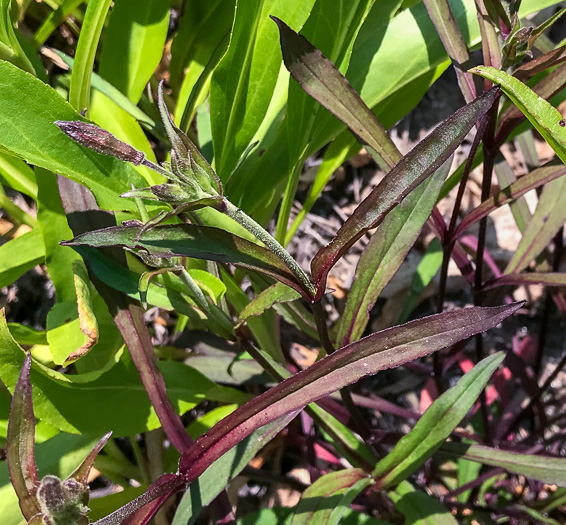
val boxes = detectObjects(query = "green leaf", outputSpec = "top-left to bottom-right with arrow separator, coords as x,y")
310,87 -> 497,299
210,0 -> 316,178
389,480 -> 457,524
373,352 -> 505,488
337,157 -> 449,346
32,0 -> 84,47
440,442 -> 566,487
179,303 -> 521,483
64,223 -> 310,299
69,0 -> 112,113
291,469 -> 373,525
470,66 -> 566,164
172,414 -> 297,525
238,282 -> 301,326
0,311 -> 247,436
98,0 -> 169,104
0,150 -> 37,198
0,227 -> 44,288
0,0 -> 35,74
0,60 -> 149,212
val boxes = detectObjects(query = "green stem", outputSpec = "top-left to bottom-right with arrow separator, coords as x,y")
0,189 -> 37,228
178,267 -> 235,338
275,162 -> 302,246
223,198 -> 315,298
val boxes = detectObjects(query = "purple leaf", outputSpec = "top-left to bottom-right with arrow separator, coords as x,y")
179,303 -> 521,484
455,161 -> 566,238
272,16 -> 401,170
483,272 -> 566,290
68,431 -> 112,491
310,88 -> 498,299
63,223 -> 310,299
92,474 -> 184,525
6,352 -> 42,520
55,121 -> 145,166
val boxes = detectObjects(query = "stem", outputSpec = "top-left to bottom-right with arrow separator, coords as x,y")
178,268 -> 235,338
223,198 -> 316,298
275,162 -> 302,246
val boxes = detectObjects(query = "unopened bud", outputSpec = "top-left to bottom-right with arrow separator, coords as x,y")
55,121 -> 145,165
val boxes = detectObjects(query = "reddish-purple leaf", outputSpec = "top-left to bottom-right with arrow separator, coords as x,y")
513,45 -> 566,80
179,303 -> 521,484
69,431 -> 112,490
483,272 -> 566,290
6,352 -> 42,520
455,161 -> 566,238
310,88 -> 498,299
272,16 -> 401,170
55,121 -> 145,166
92,474 -> 184,525
63,223 -> 309,299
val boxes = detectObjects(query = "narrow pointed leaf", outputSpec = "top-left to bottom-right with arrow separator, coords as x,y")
390,481 -> 457,524
69,431 -> 112,489
238,282 -> 301,326
310,87 -> 498,298
64,223 -> 309,299
455,161 -> 566,237
92,474 -> 184,525
337,158 -> 449,346
291,468 -> 373,525
179,303 -> 521,484
373,352 -> 505,488
483,272 -> 566,289
6,352 -> 41,520
471,66 -> 566,163
505,176 -> 566,274
273,16 -> 401,169
440,442 -> 566,487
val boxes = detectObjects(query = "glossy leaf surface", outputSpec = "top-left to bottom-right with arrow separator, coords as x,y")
310,88 -> 497,298
179,303 -> 520,483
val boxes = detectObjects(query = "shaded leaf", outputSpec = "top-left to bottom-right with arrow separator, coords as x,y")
455,161 -> 566,238
238,282 -> 301,326
179,303 -> 521,483
310,87 -> 498,298
440,442 -> 566,487
172,413 -> 298,525
373,352 -> 505,488
291,468 -> 373,525
6,352 -> 41,520
0,227 -> 44,289
483,272 -> 566,290
64,223 -> 310,299
389,480 -> 457,524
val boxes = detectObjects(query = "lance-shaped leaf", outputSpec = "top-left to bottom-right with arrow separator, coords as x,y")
92,473 -> 185,525
373,352 -> 505,488
237,282 -> 301,327
455,161 -> 566,238
310,87 -> 498,298
179,303 -> 521,484
272,15 -> 401,170
439,442 -> 566,487
291,468 -> 374,525
63,223 -> 310,299
6,352 -> 41,520
337,157 -> 449,347
483,272 -> 566,290
471,66 -> 566,163
68,431 -> 112,496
